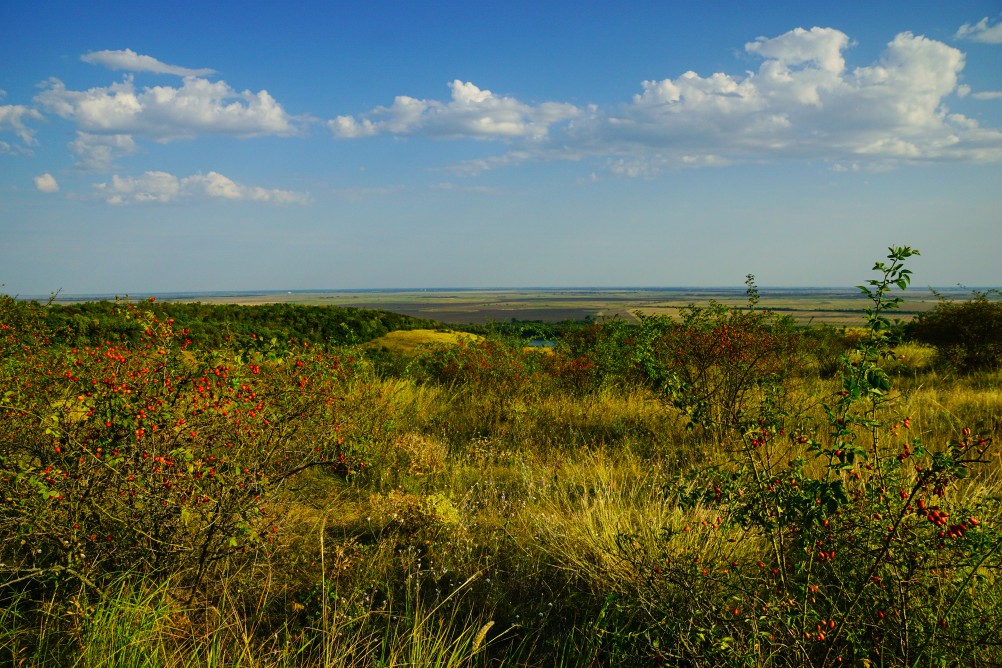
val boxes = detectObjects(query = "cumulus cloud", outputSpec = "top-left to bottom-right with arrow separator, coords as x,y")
70,132 -> 138,170
956,17 -> 1002,44
34,173 -> 59,192
329,28 -> 1002,174
95,170 -> 309,205
972,91 -> 1002,100
35,74 -> 297,142
97,171 -> 178,204
331,79 -> 579,140
0,98 -> 43,153
746,26 -> 850,78
567,28 -> 1002,173
81,49 -> 217,77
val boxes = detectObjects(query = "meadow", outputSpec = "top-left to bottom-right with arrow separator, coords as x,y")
3,248 -> 1001,667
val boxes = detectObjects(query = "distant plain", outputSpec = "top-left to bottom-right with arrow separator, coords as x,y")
51,286 -> 981,326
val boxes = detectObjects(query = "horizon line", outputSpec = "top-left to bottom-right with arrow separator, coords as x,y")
12,284 -> 998,302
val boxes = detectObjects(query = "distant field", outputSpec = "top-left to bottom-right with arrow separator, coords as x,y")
160,287 -> 971,326
49,286 -> 978,326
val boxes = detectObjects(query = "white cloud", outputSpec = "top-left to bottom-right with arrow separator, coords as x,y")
956,17 -> 1002,44
329,28 -> 1002,174
0,101 -> 43,153
972,91 -> 1002,100
746,26 -> 850,77
82,49 -> 216,77
607,154 -> 731,178
447,148 -> 581,176
95,170 -> 309,205
34,173 -> 59,192
97,171 -> 179,204
69,132 -> 138,170
331,79 -> 579,140
35,74 -> 297,141
568,28 -> 1002,173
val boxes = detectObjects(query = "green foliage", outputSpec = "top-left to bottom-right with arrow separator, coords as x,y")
907,289 -> 1002,371
632,287 -> 801,441
40,299 -> 439,349
624,247 -> 1002,665
0,298 -> 380,603
411,335 -> 546,400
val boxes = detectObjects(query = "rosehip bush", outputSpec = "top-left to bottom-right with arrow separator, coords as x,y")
632,287 -> 801,441
551,316 -> 635,393
1,297 -> 371,600
413,336 -> 544,398
543,351 -> 600,396
624,248 -> 1002,666
548,293 -> 800,409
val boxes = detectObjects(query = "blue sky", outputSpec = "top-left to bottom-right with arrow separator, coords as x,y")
2,1 -> 1001,295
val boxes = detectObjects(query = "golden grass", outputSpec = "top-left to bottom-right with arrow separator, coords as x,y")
362,329 -> 482,356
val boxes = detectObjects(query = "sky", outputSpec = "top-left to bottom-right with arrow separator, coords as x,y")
2,1 -> 1001,296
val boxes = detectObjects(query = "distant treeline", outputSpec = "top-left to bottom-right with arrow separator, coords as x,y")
38,301 -> 441,347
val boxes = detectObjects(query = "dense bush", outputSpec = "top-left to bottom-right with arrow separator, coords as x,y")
41,299 -> 439,349
799,325 -> 856,379
632,300 -> 801,440
553,317 -> 636,392
0,297 -> 380,602
412,336 -> 545,398
907,290 -> 1002,371
551,282 -> 802,438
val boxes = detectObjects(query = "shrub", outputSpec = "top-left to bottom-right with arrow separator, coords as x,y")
623,247 -> 1002,666
632,282 -> 802,442
412,336 -> 544,398
908,290 -> 1002,371
552,317 -> 635,393
0,297 -> 373,603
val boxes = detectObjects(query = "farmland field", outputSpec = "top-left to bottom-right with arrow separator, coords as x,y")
51,285 -> 974,325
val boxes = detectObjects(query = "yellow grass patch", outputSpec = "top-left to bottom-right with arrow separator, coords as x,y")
363,329 -> 482,356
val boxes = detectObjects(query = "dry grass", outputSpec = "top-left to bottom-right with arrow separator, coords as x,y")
363,329 -> 482,356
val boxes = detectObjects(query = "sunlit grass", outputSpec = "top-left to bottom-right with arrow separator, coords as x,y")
363,329 -> 482,356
